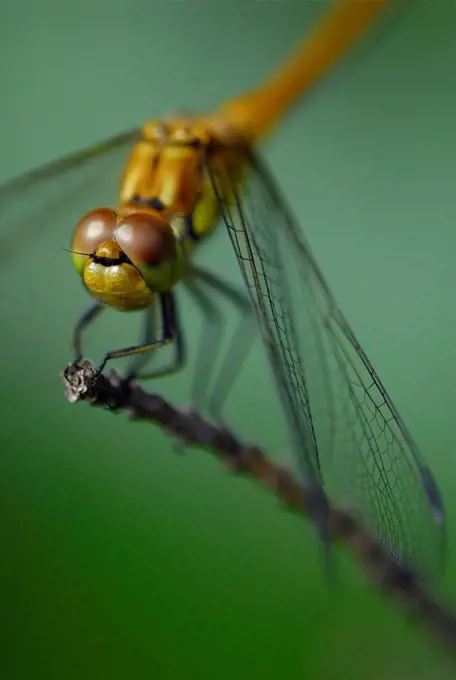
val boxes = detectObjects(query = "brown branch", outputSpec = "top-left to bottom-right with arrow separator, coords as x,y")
61,360 -> 456,660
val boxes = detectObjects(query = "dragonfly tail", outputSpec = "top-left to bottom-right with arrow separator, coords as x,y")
219,0 -> 394,143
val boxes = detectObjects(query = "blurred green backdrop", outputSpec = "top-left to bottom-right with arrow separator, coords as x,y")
1,1 -> 456,678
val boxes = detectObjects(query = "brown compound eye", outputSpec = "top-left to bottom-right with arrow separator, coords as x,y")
71,208 -> 117,275
114,213 -> 179,292
114,213 -> 176,266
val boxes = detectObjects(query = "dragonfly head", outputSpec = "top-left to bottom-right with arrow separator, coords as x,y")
71,208 -> 180,312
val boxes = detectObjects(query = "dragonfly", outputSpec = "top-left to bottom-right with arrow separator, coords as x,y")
0,0 -> 445,580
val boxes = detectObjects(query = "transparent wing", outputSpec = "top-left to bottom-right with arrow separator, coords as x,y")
0,129 -> 140,261
210,146 -> 446,580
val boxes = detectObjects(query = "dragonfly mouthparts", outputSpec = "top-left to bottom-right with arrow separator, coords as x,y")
92,252 -> 130,267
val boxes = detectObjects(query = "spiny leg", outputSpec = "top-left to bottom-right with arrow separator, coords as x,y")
72,299 -> 105,361
125,305 -> 158,379
127,292 -> 186,382
126,292 -> 187,455
186,265 -> 257,422
95,291 -> 176,376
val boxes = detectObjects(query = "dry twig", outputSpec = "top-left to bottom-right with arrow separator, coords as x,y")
61,360 -> 456,659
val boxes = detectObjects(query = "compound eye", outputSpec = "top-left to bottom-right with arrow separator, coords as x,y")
114,213 -> 176,266
71,208 -> 117,274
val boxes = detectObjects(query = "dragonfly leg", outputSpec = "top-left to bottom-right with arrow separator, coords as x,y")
72,300 -> 105,361
95,292 -> 176,377
124,306 -> 157,379
182,214 -> 202,243
185,265 -> 256,422
126,293 -> 186,382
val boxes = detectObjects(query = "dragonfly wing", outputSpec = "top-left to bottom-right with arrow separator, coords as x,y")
0,129 -> 140,262
211,146 -> 445,580
208,148 -> 333,563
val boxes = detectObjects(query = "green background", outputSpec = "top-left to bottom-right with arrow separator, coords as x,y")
1,1 -> 456,678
